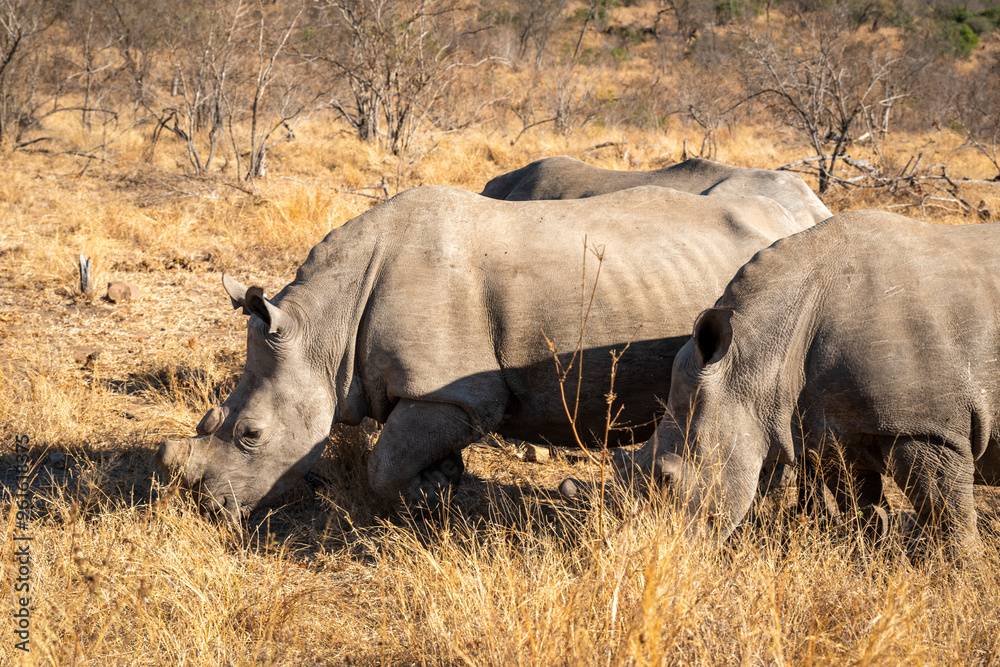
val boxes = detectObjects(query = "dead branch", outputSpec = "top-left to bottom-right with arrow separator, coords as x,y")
279,176 -> 390,201
782,152 -> 993,220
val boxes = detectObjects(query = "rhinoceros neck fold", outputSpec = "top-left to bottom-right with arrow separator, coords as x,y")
716,223 -> 838,464
274,211 -> 390,427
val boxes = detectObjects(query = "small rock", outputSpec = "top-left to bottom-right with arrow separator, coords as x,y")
559,478 -> 580,499
524,443 -> 550,463
107,281 -> 140,303
73,348 -> 102,363
47,452 -> 67,469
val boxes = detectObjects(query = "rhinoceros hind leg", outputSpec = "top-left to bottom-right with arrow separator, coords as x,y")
368,399 -> 481,508
847,472 -> 891,546
887,438 -> 978,554
857,504 -> 890,547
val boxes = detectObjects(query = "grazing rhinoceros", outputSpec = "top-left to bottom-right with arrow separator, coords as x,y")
616,211 -> 1000,550
480,156 -> 832,228
155,185 -> 810,519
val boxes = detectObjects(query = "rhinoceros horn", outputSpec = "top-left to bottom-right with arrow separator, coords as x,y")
222,274 -> 291,335
653,451 -> 712,513
653,452 -> 686,489
196,405 -> 228,436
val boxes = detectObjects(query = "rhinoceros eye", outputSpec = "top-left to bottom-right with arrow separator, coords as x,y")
236,421 -> 264,449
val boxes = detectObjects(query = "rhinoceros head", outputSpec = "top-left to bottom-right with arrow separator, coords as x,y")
155,275 -> 335,521
615,307 -> 770,538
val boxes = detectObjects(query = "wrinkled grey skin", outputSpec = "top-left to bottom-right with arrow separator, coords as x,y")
480,156 -> 832,228
156,185 -> 810,520
618,211 -> 1000,549
487,156 -> 830,504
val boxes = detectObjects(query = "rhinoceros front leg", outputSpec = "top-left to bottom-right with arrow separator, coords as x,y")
887,438 -> 978,555
368,399 -> 481,508
821,465 -> 890,544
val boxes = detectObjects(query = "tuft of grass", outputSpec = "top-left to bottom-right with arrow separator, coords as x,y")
5,459 -> 1000,664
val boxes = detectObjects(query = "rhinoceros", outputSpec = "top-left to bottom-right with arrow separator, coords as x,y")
155,185 -> 810,519
617,210 -> 1000,550
480,156 -> 832,228
486,155 -> 832,504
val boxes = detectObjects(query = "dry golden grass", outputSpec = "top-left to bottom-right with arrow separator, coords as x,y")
2,113 -> 1000,665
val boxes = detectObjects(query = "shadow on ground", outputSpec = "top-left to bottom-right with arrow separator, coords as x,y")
5,430 -> 1000,567
0,444 -> 161,521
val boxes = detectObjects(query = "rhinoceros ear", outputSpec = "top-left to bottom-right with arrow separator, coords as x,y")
693,308 -> 733,366
222,274 -> 250,314
244,286 -> 291,335
222,275 -> 290,334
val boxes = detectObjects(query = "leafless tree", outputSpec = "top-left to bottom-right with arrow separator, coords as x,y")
679,60 -> 746,159
66,3 -> 119,130
316,0 -> 488,155
487,0 -> 566,69
105,0 -> 161,115
957,56 -> 1000,180
654,0 -> 713,59
233,2 -> 319,182
110,0 -> 244,174
0,0 -> 64,148
741,10 -> 911,192
109,0 -> 318,185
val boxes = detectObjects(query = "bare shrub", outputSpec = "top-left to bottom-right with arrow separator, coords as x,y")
956,55 -> 1000,179
740,7 -> 916,192
0,0 -> 70,149
312,0 -> 491,156
108,0 -> 319,185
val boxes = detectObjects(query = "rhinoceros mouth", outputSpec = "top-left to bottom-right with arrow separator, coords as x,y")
188,481 -> 253,523
198,497 -> 251,523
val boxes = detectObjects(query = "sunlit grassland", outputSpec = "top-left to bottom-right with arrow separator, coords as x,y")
1,112 -> 999,664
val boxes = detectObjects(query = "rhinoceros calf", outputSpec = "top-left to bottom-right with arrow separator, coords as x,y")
155,185 -> 810,519
618,210 -> 1000,549
480,156 -> 832,228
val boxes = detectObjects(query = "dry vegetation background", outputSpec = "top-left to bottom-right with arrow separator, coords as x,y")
2,0 -> 1000,663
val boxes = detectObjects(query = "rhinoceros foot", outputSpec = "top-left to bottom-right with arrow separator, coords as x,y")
401,450 -> 465,512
